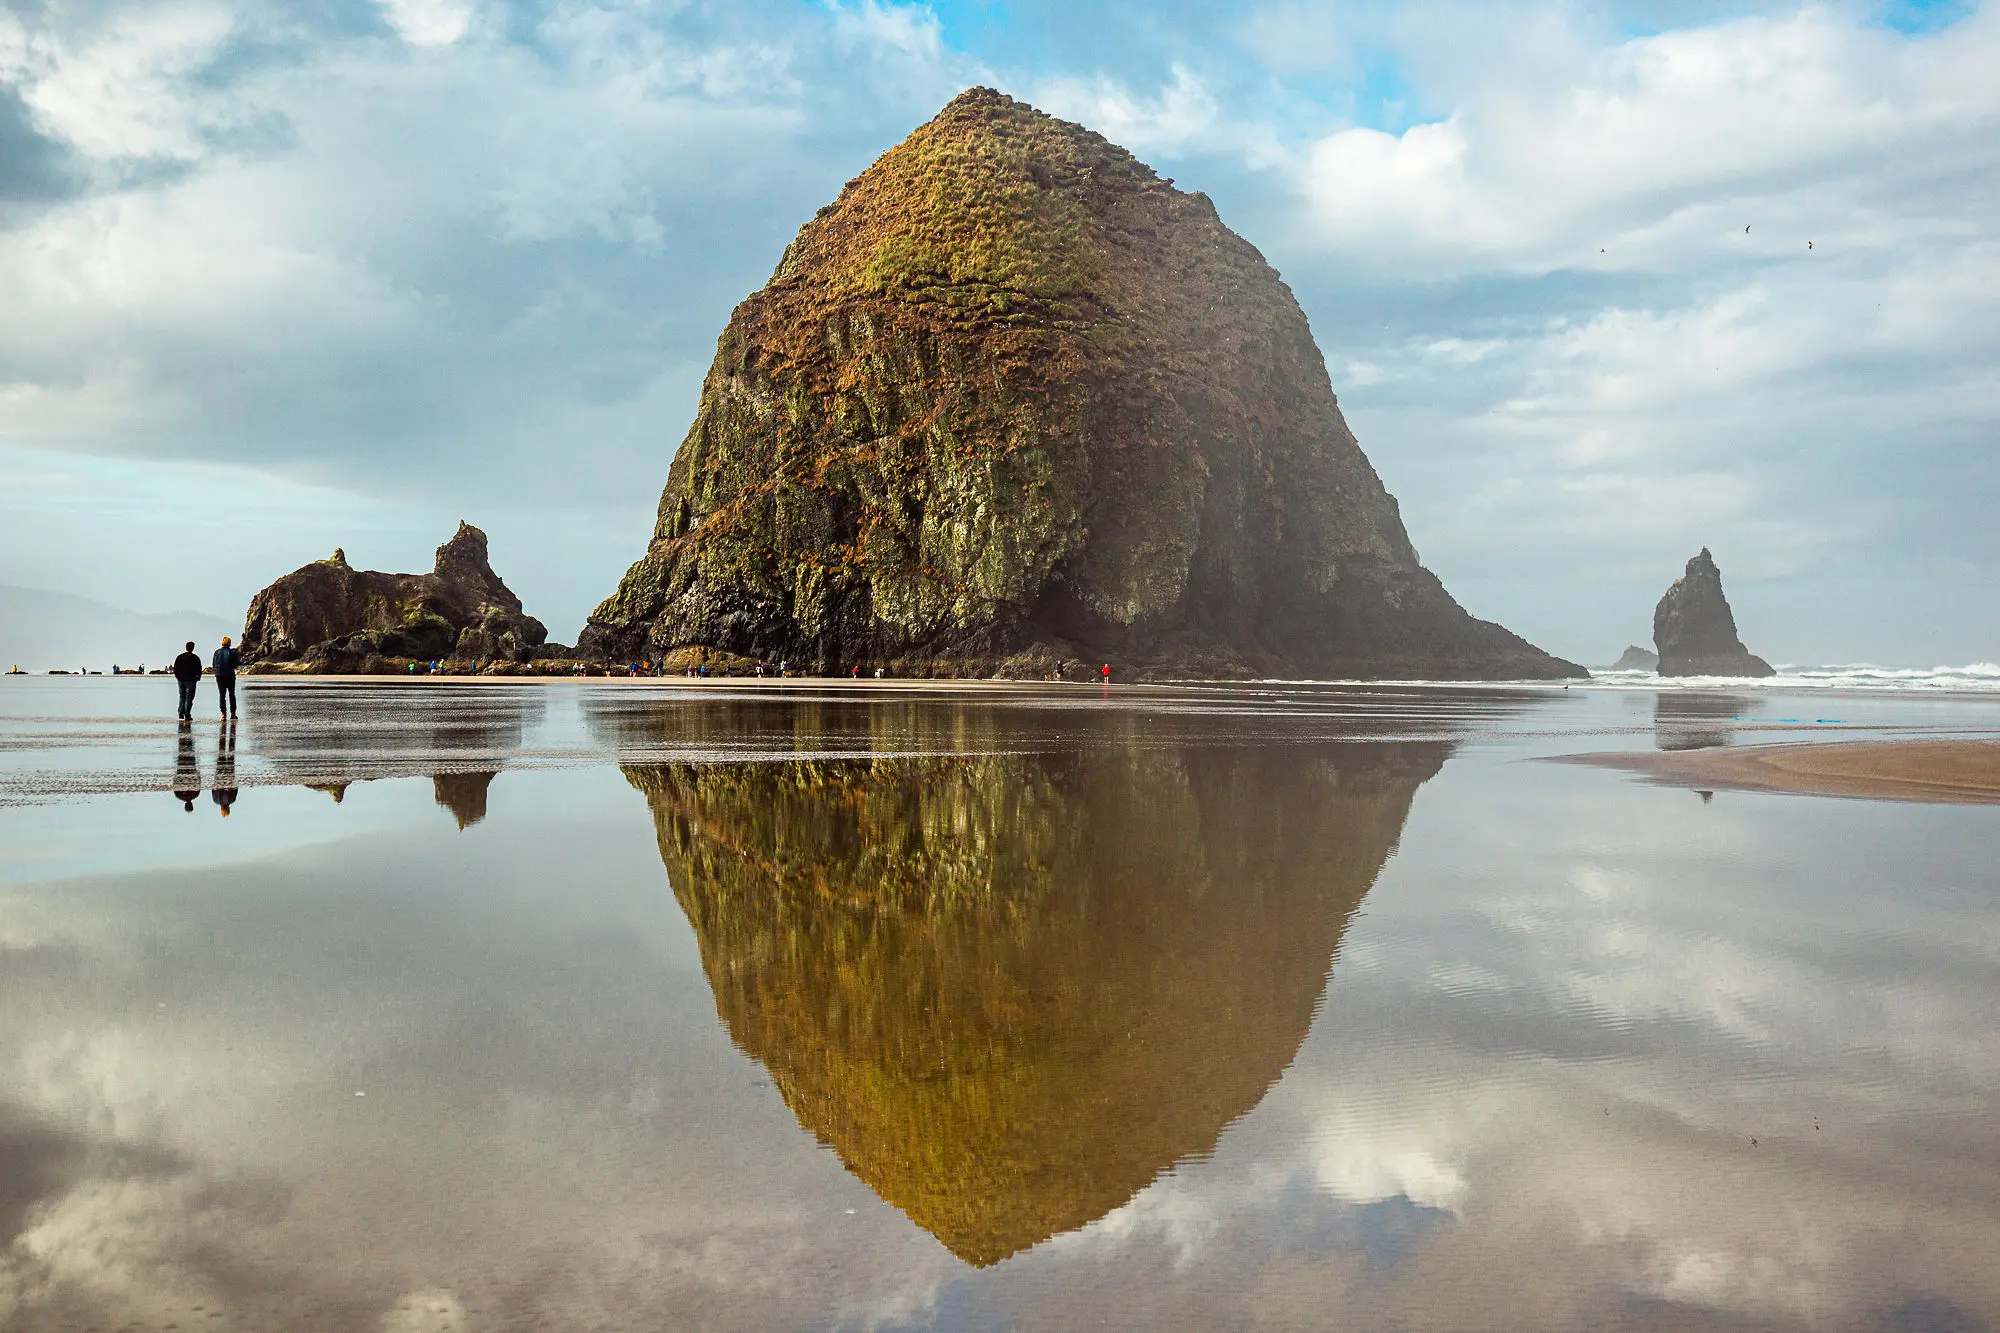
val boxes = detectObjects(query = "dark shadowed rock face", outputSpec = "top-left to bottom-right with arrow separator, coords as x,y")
580,88 -> 1582,682
241,523 -> 551,669
1653,549 -> 1774,677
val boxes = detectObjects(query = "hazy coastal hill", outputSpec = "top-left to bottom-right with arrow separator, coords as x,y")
0,586 -> 235,672
583,87 -> 1582,682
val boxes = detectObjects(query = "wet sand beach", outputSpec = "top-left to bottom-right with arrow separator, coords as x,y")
4,678 -> 2000,1330
1564,738 -> 2000,804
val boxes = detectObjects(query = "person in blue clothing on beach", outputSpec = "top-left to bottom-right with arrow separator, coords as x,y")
211,636 -> 240,719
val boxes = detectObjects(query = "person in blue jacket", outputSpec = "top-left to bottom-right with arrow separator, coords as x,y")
211,636 -> 241,719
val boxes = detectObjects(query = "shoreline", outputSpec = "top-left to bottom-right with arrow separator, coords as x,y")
13,673 -> 2000,706
1558,739 -> 2000,805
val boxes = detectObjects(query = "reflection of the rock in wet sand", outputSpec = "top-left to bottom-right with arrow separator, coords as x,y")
628,737 -> 1448,1265
1653,691 -> 1751,752
296,772 -> 495,828
430,772 -> 496,828
246,684 -> 539,827
250,683 -> 544,781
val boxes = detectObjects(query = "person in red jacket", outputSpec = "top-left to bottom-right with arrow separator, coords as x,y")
1100,663 -> 1111,683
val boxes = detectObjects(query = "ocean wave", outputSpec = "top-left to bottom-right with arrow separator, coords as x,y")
1587,663 -> 2000,692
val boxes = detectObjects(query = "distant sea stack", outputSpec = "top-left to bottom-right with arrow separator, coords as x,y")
241,523 -> 556,670
1653,549 -> 1774,677
581,88 -> 1582,681
1610,644 -> 1659,671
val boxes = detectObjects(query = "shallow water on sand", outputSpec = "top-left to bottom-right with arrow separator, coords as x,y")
2,677 -> 1998,1331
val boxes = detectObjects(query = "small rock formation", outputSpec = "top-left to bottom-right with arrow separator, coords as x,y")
1610,644 -> 1659,671
1653,549 -> 1774,677
581,88 -> 1582,681
241,523 -> 555,670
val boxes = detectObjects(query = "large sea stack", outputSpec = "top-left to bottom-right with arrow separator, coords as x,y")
581,89 -> 1582,681
241,523 -> 552,670
1653,548 -> 1775,677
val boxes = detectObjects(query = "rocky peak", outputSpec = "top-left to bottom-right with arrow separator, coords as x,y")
579,89 -> 1581,681
432,522 -> 520,613
1653,548 -> 1774,677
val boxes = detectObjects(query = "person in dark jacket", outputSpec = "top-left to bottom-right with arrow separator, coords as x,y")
212,636 -> 241,719
172,640 -> 203,721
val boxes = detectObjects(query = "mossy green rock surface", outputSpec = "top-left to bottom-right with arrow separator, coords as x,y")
583,88 -> 1581,680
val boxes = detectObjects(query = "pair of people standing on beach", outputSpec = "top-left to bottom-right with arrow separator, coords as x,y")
172,637 -> 240,721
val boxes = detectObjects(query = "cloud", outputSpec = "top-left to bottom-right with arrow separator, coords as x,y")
1311,1125 -> 1467,1211
826,0 -> 946,59
0,4 -> 240,168
1032,63 -> 1223,157
1292,7 -> 2000,274
377,0 -> 474,49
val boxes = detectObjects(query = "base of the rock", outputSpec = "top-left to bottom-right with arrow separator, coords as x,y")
1658,652 -> 1776,678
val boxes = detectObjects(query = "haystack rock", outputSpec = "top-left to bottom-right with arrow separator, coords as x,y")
241,523 -> 552,669
580,88 -> 1583,681
1652,548 -> 1774,677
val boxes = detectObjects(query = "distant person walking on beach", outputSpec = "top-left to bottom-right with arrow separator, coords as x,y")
172,641 -> 203,721
212,637 -> 241,719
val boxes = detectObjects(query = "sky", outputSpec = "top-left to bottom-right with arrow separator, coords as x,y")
0,0 -> 1995,665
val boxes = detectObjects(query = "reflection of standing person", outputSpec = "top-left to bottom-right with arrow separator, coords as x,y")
211,718 -> 237,817
173,725 -> 201,812
211,636 -> 241,719
172,640 -> 203,721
